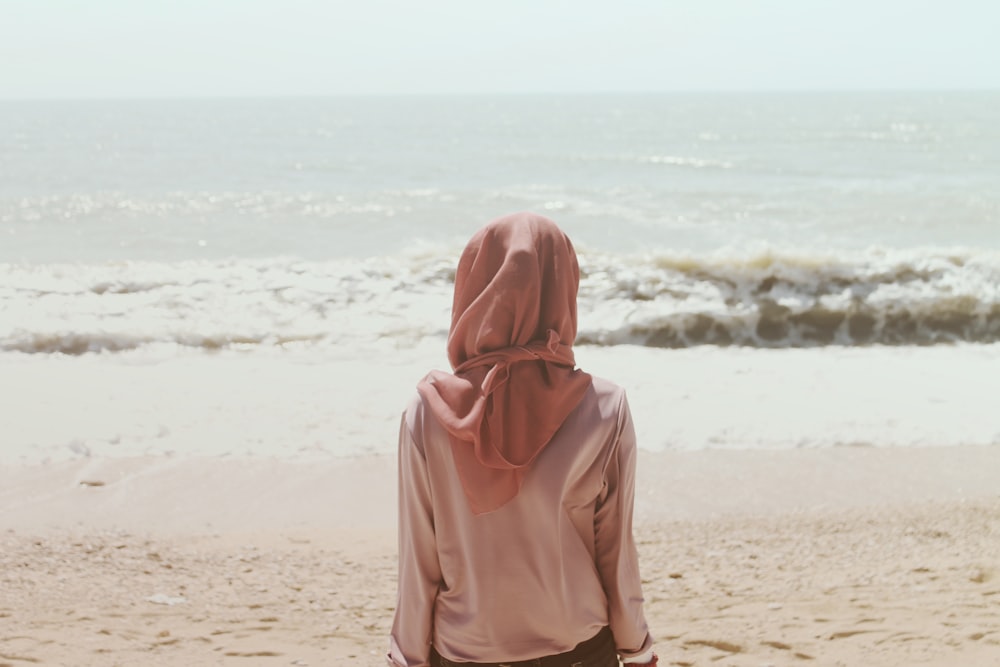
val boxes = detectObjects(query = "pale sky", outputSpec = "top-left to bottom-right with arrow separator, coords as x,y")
2,0 -> 998,99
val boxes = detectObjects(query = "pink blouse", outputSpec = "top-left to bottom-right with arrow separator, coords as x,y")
388,376 -> 653,666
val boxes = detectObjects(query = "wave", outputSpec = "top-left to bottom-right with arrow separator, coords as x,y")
0,255 -> 456,355
576,247 -> 1000,348
2,247 -> 998,354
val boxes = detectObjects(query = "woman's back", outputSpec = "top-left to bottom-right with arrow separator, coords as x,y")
392,376 -> 649,664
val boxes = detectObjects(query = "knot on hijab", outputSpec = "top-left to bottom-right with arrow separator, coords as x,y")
417,212 -> 592,515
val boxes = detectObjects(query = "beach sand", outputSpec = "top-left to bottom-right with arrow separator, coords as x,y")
2,342 -> 998,666
2,447 -> 998,667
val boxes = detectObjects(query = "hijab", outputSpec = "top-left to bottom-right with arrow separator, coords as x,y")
417,212 -> 593,515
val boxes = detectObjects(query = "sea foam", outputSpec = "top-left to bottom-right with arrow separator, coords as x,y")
2,246 -> 998,355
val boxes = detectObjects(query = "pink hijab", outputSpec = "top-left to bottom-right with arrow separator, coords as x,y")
417,212 -> 593,515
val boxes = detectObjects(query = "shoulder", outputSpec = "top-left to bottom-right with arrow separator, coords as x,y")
397,391 -> 434,460
582,374 -> 630,419
588,374 -> 627,400
403,389 -> 426,416
400,386 -> 452,453
401,389 -> 431,437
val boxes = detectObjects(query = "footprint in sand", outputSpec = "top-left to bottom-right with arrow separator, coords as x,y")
0,656 -> 40,667
829,629 -> 881,640
683,639 -> 742,653
761,642 -> 814,660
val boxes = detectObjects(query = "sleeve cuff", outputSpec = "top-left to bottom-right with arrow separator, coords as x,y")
622,648 -> 655,663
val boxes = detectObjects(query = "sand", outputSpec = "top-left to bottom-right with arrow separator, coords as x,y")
2,447 -> 998,667
4,344 -> 999,466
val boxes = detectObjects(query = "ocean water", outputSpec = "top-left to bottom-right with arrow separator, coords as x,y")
2,93 -> 999,463
2,92 -> 999,355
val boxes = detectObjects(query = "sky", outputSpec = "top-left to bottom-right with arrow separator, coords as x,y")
2,0 -> 998,99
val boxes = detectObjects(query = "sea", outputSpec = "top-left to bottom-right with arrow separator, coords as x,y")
2,92 -> 999,463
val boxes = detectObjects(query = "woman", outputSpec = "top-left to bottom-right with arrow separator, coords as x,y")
388,212 -> 657,667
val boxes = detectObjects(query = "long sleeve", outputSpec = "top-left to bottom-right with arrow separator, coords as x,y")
593,393 -> 653,660
388,413 -> 443,667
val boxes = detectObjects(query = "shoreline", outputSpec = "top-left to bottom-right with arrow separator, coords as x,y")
2,444 -> 999,535
3,343 -> 999,466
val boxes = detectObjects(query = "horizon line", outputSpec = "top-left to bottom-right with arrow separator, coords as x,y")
2,87 -> 998,102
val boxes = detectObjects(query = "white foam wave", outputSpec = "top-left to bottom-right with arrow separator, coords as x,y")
639,155 -> 734,169
1,255 -> 455,355
578,246 -> 1000,347
2,246 -> 999,355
